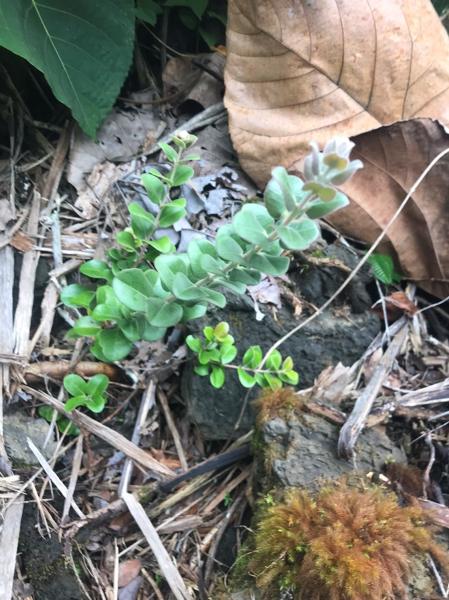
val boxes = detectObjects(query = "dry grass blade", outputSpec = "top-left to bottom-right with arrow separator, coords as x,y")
22,385 -> 175,477
122,491 -> 193,600
0,493 -> 24,600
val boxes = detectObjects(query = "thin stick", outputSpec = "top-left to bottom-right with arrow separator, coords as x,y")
0,493 -> 24,600
62,433 -> 84,523
22,385 -> 174,478
118,380 -> 157,496
157,388 -> 188,471
260,146 -> 449,367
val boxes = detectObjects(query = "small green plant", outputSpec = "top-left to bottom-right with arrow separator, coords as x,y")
38,406 -> 80,436
368,252 -> 402,285
62,374 -> 110,413
61,133 -> 361,388
186,321 -> 298,390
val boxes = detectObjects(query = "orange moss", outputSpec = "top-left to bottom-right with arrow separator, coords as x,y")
253,387 -> 304,426
249,480 -> 449,600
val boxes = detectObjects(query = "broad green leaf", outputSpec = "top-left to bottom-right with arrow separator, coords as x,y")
135,0 -> 161,25
214,322 -> 229,340
237,368 -> 256,388
172,272 -> 203,302
128,202 -> 155,238
159,142 -> 178,162
97,328 -> 133,361
71,316 -> 102,336
220,344 -> 237,364
113,269 -> 152,311
200,254 -> 226,275
186,335 -> 202,353
85,395 -> 107,413
63,374 -> 87,396
228,268 -> 261,286
118,318 -> 141,342
203,326 -> 214,342
0,0 -> 135,137
194,364 -> 210,376
141,173 -> 166,205
85,374 -> 109,397
80,260 -> 112,282
60,284 -> 94,308
171,165 -> 194,186
200,287 -> 226,308
148,236 -> 174,254
263,373 -> 283,390
216,233 -> 244,261
215,277 -> 246,294
245,253 -> 290,276
278,219 -> 320,251
266,350 -> 282,370
56,418 -> 79,436
210,366 -> 225,389
147,301 -> 183,327
64,394 -> 89,412
141,322 -> 166,341
154,254 -> 189,289
243,345 -> 262,369
303,181 -> 336,202
271,167 -> 306,210
233,204 -> 274,244
306,192 -> 349,219
188,239 -> 217,277
282,356 -> 294,371
116,230 -> 138,251
264,176 -> 286,218
159,199 -> 187,227
280,370 -> 299,385
90,340 -> 109,362
91,303 -> 122,322
367,253 -> 400,285
182,303 -> 207,321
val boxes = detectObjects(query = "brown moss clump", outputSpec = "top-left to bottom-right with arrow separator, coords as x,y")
249,481 -> 449,600
253,387 -> 305,426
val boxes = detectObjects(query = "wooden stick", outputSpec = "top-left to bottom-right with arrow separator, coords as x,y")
22,385 -> 174,478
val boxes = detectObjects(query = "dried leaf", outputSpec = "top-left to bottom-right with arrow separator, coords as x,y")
118,559 -> 142,588
332,120 -> 449,297
225,0 -> 449,187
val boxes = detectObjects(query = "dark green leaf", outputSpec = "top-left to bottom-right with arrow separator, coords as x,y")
367,253 -> 398,285
148,301 -> 183,327
159,198 -> 187,227
154,254 -> 188,289
182,303 -> 207,321
135,0 -> 161,24
0,0 -> 135,137
116,230 -> 138,251
113,269 -> 152,311
97,328 -> 133,361
129,202 -> 155,238
165,0 -> 208,19
245,253 -> 290,276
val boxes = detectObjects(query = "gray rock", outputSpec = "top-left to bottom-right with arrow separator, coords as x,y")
182,304 -> 379,440
261,411 -> 406,490
4,412 -> 58,468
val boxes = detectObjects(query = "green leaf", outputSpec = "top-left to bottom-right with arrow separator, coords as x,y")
214,322 -> 229,340
0,0 -> 135,137
203,326 -> 214,341
188,239 -> 217,278
194,364 -> 210,377
60,284 -> 94,308
97,328 -> 133,361
282,356 -> 294,371
56,418 -> 79,436
165,0 -> 208,20
135,0 -> 161,25
158,199 -> 187,228
266,350 -> 282,370
116,230 -> 138,251
64,394 -> 89,412
271,167 -> 306,211
141,173 -> 166,205
147,301 -> 183,327
306,192 -> 349,219
186,335 -> 202,353
71,316 -> 102,336
200,254 -> 226,275
303,181 -> 336,202
237,368 -> 256,388
158,142 -> 178,162
200,287 -> 226,308
172,272 -> 204,302
220,344 -> 237,364
280,370 -> 299,385
90,340 -> 109,362
210,366 -> 225,389
171,165 -> 194,186
278,219 -> 320,251
80,260 -> 112,282
141,322 -> 166,342
245,253 -> 290,276
367,253 -> 397,285
182,303 -> 207,321
85,395 -> 107,413
148,236 -> 174,254
38,406 -> 54,422
119,318 -> 141,342
113,269 -> 152,311
243,346 -> 262,369
129,202 -> 155,238
263,374 -> 283,390
154,254 -> 188,289
91,303 -> 122,322
233,204 -> 274,244
264,176 -> 286,218
216,233 -> 244,261
85,374 -> 109,397
63,374 -> 87,397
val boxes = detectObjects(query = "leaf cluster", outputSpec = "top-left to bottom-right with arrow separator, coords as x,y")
63,374 -> 110,414
61,135 -> 361,391
38,406 -> 79,437
186,321 -> 298,389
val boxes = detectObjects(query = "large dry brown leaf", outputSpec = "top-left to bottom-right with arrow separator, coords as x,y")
224,1 -> 449,296
334,119 -> 449,297
224,0 -> 449,186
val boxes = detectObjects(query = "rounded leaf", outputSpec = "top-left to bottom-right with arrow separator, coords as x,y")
210,366 -> 225,389
85,374 -> 109,397
63,374 -> 87,396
